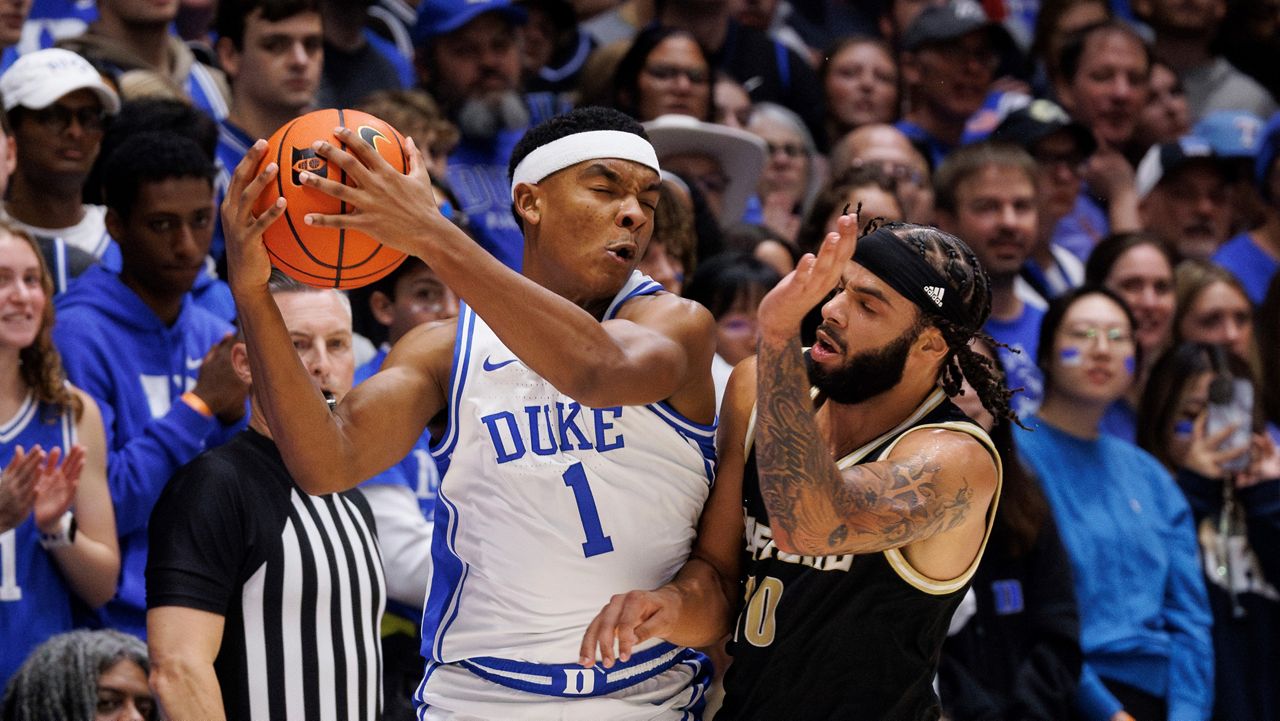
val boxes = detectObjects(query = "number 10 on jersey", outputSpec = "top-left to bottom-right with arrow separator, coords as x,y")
562,462 -> 614,558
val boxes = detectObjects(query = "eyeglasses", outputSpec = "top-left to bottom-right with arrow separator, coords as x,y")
850,159 -> 926,188
26,103 -> 107,134
1033,151 -> 1089,174
643,64 -> 710,85
1063,326 -> 1134,346
766,142 -> 806,158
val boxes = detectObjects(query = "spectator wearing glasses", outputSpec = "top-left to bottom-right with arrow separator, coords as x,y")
897,1 -> 1011,167
611,26 -> 713,123
830,123 -> 934,223
0,49 -> 120,271
1017,287 -> 1213,721
991,99 -> 1097,301
746,102 -> 820,244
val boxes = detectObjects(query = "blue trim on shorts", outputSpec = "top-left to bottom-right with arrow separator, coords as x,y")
458,642 -> 697,698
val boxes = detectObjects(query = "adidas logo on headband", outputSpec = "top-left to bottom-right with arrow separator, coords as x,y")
924,286 -> 945,307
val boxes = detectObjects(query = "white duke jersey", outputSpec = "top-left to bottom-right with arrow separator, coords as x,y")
422,271 -> 715,666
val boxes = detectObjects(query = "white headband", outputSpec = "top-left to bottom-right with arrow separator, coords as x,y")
509,131 -> 661,200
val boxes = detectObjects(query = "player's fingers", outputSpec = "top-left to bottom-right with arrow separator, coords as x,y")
405,136 -> 429,182
332,125 -> 394,176
234,160 -> 280,225
302,210 -> 364,231
227,140 -> 270,201
249,198 -> 287,238
579,614 -> 602,667
592,597 -> 630,668
297,169 -> 362,204
633,606 -> 672,645
41,446 -> 62,474
313,137 -> 376,189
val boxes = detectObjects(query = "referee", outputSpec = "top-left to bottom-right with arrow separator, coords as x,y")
146,272 -> 385,721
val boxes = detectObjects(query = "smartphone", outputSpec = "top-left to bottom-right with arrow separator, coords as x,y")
1206,377 -> 1253,473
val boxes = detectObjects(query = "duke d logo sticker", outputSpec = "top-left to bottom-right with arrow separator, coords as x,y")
291,147 -> 327,185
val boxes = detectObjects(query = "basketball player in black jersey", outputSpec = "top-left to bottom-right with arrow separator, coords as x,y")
580,215 -> 1017,720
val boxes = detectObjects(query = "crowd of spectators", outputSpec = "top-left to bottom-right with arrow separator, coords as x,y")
0,0 -> 1277,719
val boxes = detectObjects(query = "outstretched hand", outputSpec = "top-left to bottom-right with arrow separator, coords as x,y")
33,446 -> 84,534
223,139 -> 286,297
757,210 -> 859,342
298,130 -> 449,258
0,446 -> 46,533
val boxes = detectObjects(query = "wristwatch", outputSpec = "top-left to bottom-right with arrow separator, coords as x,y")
38,511 -> 77,550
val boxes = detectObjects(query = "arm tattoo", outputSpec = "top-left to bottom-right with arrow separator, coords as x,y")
754,335 -> 973,555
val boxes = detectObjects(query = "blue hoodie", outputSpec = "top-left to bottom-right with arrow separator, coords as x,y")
53,265 -> 243,637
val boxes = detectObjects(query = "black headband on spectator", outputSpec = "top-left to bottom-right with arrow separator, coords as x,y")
852,227 -> 972,330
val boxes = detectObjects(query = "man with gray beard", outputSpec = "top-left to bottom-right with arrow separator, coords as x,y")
413,0 -> 562,271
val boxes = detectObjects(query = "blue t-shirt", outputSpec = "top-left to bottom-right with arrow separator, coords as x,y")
1213,231 -> 1278,305
986,302 -> 1045,418
1053,193 -> 1110,263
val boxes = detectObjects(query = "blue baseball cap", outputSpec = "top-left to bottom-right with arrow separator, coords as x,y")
1254,112 -> 1280,192
414,0 -> 527,44
1193,110 -> 1264,160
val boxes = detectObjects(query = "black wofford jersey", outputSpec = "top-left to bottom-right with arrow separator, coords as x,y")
719,390 -> 1001,721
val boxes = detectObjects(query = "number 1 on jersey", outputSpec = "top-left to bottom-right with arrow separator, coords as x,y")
562,462 -> 614,558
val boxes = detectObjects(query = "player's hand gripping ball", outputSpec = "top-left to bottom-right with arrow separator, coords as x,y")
254,108 -> 409,289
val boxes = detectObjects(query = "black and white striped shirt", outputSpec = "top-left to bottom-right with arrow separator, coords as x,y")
148,429 -> 385,720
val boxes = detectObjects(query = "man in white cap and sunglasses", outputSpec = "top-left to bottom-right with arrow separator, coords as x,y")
224,105 -> 718,718
0,48 -> 121,270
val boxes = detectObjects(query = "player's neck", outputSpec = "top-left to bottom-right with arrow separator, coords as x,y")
818,376 -> 940,457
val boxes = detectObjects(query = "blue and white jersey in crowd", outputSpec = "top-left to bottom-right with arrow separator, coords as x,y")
0,394 -> 78,683
421,271 -> 715,670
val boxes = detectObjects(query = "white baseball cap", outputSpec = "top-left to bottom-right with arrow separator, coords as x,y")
0,48 -> 121,115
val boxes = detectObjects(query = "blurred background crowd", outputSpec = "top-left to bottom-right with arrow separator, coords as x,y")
0,0 -> 1276,719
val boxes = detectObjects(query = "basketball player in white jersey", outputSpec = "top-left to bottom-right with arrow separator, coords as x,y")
222,107 -> 719,719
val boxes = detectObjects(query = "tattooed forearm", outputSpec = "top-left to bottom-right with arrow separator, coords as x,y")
754,335 -> 973,556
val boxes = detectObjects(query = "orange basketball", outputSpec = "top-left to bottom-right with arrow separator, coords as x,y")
255,108 -> 409,289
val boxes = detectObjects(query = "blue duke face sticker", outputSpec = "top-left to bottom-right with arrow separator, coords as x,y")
1123,355 -> 1136,375
1059,347 -> 1083,367
1173,419 -> 1194,438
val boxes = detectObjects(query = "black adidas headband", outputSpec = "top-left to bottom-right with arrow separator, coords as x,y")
852,226 -> 972,330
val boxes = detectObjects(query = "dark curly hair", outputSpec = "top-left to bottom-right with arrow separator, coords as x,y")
874,221 -> 1018,428
0,222 -> 82,422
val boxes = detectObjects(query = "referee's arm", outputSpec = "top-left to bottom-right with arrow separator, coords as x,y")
149,606 -> 227,720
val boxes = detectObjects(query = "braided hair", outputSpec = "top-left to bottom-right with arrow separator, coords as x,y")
869,220 -> 1021,428
1,629 -> 151,721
